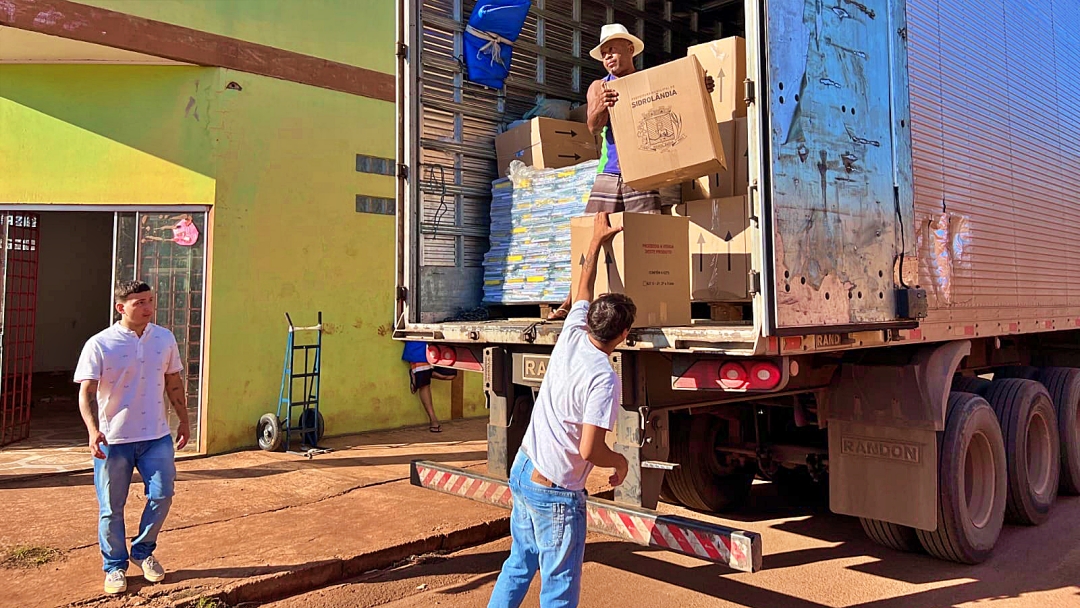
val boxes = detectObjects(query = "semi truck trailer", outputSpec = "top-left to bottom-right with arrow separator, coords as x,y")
395,0 -> 1080,570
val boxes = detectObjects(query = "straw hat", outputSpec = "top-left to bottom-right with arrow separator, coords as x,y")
589,24 -> 644,61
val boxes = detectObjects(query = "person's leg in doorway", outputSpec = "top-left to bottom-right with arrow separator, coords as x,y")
129,434 -> 176,582
410,364 -> 442,432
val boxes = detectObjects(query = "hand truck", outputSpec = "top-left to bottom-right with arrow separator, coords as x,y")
256,312 -> 330,458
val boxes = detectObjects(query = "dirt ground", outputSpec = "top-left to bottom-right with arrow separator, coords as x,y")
267,482 -> 1080,608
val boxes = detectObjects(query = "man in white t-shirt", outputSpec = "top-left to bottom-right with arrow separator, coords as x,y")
75,281 -> 190,595
489,212 -> 635,608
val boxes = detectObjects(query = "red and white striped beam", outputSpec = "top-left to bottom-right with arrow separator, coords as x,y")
410,460 -> 763,573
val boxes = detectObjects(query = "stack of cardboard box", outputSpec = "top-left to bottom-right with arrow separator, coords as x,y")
564,36 -> 751,326
676,36 -> 751,304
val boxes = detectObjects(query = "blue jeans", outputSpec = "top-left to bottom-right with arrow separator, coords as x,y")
489,450 -> 587,608
93,434 -> 176,573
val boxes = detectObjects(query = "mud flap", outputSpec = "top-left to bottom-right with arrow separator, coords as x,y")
825,341 -> 970,530
828,422 -> 938,529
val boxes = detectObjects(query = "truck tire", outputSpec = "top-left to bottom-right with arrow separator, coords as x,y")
984,379 -> 1060,525
952,375 -> 991,396
665,413 -> 754,512
860,518 -> 922,553
1037,367 -> 1080,495
916,392 -> 1006,564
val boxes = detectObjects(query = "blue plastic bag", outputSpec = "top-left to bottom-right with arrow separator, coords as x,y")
464,0 -> 532,89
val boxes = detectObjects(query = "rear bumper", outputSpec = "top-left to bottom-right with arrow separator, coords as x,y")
410,460 -> 763,572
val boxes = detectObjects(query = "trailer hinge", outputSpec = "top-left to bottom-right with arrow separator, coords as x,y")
744,79 -> 755,105
748,270 -> 761,295
396,43 -> 409,58
396,286 -> 408,302
397,164 -> 409,180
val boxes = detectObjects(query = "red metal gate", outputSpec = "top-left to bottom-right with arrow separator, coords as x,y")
0,213 -> 40,447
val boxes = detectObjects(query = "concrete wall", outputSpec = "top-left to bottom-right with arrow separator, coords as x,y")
0,64 -> 217,205
201,70 -> 486,454
0,32 -> 487,453
33,212 -> 114,373
80,0 -> 395,73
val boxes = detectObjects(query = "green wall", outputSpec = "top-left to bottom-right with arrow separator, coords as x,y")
81,0 -> 395,73
0,64 -> 216,204
203,69 -> 485,453
1,62 -> 486,454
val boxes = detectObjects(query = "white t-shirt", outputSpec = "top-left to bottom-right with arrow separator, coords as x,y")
74,323 -> 184,445
521,300 -> 620,491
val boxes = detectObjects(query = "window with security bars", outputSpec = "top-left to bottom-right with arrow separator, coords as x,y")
113,212 -> 206,452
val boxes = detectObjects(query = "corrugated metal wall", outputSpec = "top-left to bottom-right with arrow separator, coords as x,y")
907,0 -> 1080,324
415,0 -> 701,319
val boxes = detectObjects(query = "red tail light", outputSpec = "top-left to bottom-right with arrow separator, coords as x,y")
748,361 -> 782,390
426,345 -> 440,364
718,362 -> 750,390
439,346 -> 458,365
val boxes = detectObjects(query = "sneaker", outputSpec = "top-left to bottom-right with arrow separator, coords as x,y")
104,569 -> 127,594
131,554 -> 166,583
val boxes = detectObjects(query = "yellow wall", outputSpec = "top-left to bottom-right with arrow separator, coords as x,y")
80,0 -> 395,73
0,65 -> 216,204
202,70 -> 485,453
1,63 -> 487,454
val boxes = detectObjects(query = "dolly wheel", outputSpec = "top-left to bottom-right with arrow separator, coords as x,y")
257,413 -> 284,452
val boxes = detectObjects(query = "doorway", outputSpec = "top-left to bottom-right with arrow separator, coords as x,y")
0,209 -> 207,478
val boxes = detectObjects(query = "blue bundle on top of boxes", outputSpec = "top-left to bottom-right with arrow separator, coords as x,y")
482,160 -> 599,304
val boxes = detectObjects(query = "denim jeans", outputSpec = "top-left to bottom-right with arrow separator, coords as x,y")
489,450 -> 587,608
93,433 -> 176,573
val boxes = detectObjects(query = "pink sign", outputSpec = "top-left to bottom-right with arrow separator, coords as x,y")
172,218 -> 199,247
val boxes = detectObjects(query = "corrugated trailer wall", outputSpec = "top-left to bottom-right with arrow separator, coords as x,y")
413,0 -> 700,322
906,0 -> 1080,341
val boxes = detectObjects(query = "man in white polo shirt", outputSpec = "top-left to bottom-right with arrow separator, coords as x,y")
75,281 -> 190,595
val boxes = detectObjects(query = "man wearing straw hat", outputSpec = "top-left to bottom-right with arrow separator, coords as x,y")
548,24 -> 712,321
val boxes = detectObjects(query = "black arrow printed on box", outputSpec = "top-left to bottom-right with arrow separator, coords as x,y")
697,234 -> 706,272
555,130 -> 578,137
558,153 -> 582,160
723,231 -> 734,272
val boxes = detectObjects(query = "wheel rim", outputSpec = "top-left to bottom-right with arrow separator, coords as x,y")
261,420 -> 277,444
964,430 -> 996,529
1026,409 -> 1054,497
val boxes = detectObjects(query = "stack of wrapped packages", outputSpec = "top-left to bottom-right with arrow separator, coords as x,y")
483,159 -> 599,304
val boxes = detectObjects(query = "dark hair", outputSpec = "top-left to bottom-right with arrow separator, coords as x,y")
115,280 -> 152,303
587,294 -> 636,343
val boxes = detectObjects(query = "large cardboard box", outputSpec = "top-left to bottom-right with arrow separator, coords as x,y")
606,56 -> 726,192
495,117 -> 598,176
686,37 -> 747,121
570,213 -> 691,327
673,197 -> 751,302
681,117 -> 749,200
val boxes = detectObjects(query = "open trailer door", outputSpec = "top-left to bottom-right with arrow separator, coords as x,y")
751,0 -> 917,335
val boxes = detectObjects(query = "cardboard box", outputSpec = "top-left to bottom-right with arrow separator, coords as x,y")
673,197 -> 751,302
606,56 -> 726,192
495,117 -> 598,176
686,37 -> 747,121
570,213 -> 691,327
681,117 -> 749,200
733,117 -> 749,196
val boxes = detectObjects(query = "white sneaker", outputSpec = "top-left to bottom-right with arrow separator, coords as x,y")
131,554 -> 166,583
104,569 -> 127,594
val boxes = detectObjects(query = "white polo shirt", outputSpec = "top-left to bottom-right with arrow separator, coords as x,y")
74,322 -> 184,445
